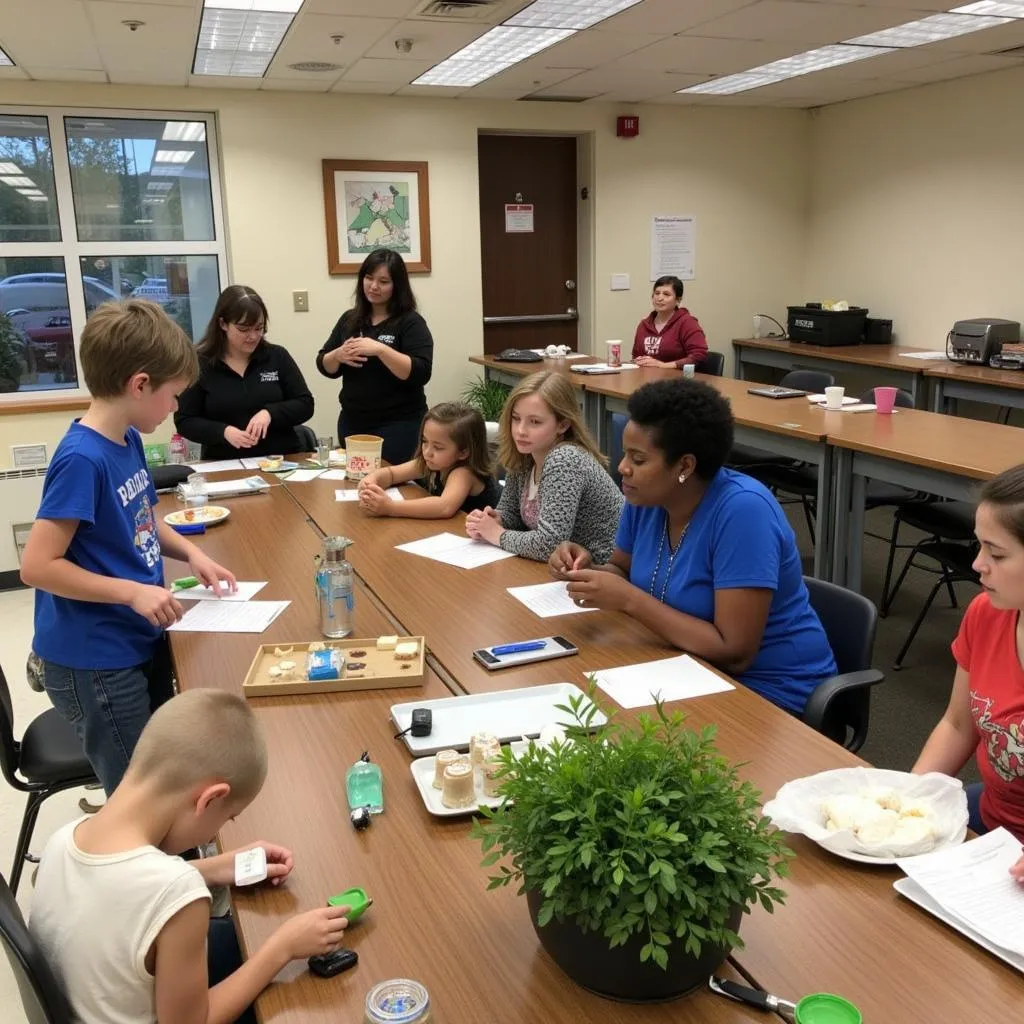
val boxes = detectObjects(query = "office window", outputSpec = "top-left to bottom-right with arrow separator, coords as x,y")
0,109 -> 226,401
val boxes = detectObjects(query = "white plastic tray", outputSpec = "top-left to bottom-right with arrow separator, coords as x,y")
391,682 -> 604,756
893,878 -> 1024,975
409,742 -> 526,818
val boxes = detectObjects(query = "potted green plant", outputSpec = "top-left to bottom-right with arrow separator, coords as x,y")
0,313 -> 26,393
471,690 -> 791,1003
460,375 -> 510,448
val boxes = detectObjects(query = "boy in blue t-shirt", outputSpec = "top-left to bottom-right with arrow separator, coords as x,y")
21,300 -> 237,794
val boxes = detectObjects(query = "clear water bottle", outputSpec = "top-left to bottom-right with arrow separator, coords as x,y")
317,535 -> 354,638
168,433 -> 188,465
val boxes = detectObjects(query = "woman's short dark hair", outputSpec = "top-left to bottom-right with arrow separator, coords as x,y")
653,275 -> 684,300
197,285 -> 268,361
626,379 -> 734,480
351,248 -> 417,327
979,464 -> 1024,546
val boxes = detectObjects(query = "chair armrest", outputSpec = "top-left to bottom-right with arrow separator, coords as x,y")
803,669 -> 885,732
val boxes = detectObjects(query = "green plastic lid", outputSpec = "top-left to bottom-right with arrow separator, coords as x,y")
794,993 -> 863,1024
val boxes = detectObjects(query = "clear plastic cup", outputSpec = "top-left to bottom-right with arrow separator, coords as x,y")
185,473 -> 207,508
316,435 -> 332,466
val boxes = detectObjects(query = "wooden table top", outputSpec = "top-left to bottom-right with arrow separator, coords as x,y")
923,359 -> 1024,391
469,352 -> 589,385
823,405 -> 1024,479
732,337 -> 947,371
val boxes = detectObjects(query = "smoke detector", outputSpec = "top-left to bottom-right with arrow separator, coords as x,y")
395,38 -> 414,54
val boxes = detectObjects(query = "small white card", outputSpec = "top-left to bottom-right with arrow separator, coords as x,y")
506,581 -> 598,618
320,469 -> 347,480
234,847 -> 268,886
284,468 -> 325,482
594,654 -> 734,709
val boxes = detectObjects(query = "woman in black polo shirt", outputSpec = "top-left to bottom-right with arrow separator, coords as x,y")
316,249 -> 434,465
175,285 -> 314,460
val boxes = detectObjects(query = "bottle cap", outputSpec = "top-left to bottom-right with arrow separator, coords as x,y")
350,806 -> 371,830
794,993 -> 862,1024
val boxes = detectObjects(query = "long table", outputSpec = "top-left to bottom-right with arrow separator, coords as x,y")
926,359 -> 1024,417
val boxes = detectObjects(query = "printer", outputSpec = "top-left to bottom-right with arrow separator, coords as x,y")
947,318 -> 1020,363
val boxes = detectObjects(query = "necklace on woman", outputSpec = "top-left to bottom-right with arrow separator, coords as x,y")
649,517 -> 689,602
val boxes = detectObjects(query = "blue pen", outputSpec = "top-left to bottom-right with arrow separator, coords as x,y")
491,640 -> 547,656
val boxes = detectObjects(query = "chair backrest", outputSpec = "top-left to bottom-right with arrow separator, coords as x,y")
804,576 -> 877,674
858,387 -> 914,409
0,663 -> 22,791
0,873 -> 74,1024
294,424 -> 317,453
696,351 -> 725,377
781,369 -> 835,393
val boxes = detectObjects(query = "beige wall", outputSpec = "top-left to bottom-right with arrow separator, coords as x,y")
0,82 -> 808,467
805,67 -> 1024,349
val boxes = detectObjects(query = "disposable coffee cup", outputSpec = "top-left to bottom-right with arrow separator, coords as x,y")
824,386 -> 845,411
344,434 -> 384,480
606,340 -> 622,368
874,386 -> 898,415
682,363 -> 696,379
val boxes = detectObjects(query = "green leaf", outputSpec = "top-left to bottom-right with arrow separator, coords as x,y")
651,945 -> 669,970
612,867 -> 624,887
704,856 -> 726,873
550,809 -> 577,822
644,889 -> 658,915
536,902 -> 554,927
480,851 -> 501,867
640,942 -> 653,963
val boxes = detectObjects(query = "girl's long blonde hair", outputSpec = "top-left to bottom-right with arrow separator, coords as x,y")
497,370 -> 607,476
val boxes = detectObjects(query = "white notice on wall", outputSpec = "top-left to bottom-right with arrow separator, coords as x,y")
505,203 -> 534,233
650,215 -> 695,281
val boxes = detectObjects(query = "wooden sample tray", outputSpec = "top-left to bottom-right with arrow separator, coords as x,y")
242,636 -> 426,698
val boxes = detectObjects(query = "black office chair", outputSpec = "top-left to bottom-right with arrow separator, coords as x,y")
802,577 -> 885,753
729,370 -> 837,476
294,424 -> 317,453
0,664 -> 97,895
696,350 -> 725,376
150,464 -> 193,492
0,872 -> 74,1024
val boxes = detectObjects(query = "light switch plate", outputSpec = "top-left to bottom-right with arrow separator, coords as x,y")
610,273 -> 630,291
293,290 -> 309,313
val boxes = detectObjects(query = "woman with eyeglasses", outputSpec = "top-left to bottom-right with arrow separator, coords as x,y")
175,285 -> 314,460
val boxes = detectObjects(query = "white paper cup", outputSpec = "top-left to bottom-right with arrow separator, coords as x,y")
824,386 -> 845,411
606,339 -> 622,368
344,434 -> 383,480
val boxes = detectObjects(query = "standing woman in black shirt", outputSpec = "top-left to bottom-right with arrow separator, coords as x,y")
316,249 -> 434,465
175,285 -> 315,460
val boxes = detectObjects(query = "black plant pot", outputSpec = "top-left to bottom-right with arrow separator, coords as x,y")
526,889 -> 741,1003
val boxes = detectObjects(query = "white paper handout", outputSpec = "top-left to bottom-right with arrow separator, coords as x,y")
239,458 -> 265,470
189,459 -> 245,474
320,469 -> 347,480
177,581 -> 268,602
168,599 -> 290,633
336,488 -> 403,502
283,469 -> 325,482
396,532 -> 515,569
506,581 -> 598,618
897,350 -> 948,360
593,654 -> 734,709
897,827 -> 1024,956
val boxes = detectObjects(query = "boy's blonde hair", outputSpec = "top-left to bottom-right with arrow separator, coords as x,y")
497,370 -> 607,476
128,690 -> 268,805
81,299 -> 198,399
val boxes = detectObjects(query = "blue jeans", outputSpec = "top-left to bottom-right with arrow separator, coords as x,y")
966,782 -> 989,835
208,917 -> 257,1024
41,636 -> 174,796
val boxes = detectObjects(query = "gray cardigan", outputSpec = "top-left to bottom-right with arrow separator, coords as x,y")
496,443 -> 624,562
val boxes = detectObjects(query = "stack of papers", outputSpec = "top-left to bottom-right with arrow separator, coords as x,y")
284,468 -> 324,483
203,476 -> 270,498
896,828 -> 1024,967
168,600 -> 290,633
396,532 -> 515,569
177,581 -> 267,602
592,654 -> 734,709
190,459 -> 245,473
897,350 -> 948,360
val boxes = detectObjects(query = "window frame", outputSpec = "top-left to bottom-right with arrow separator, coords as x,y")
0,104 -> 229,407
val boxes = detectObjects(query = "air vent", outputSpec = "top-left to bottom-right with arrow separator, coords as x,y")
415,0 -> 502,19
522,94 -> 592,103
288,62 -> 343,72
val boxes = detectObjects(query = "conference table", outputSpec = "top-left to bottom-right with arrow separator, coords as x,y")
162,469 -> 1022,1023
926,359 -> 1024,417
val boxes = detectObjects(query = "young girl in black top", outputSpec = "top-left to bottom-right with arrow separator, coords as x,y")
358,402 -> 500,519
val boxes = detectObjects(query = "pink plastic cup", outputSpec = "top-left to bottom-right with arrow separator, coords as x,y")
874,386 -> 898,415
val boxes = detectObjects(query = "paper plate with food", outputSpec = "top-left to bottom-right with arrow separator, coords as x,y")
762,767 -> 968,864
164,505 -> 231,527
258,457 -> 298,473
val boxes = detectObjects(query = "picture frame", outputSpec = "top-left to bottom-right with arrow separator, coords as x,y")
322,159 -> 431,275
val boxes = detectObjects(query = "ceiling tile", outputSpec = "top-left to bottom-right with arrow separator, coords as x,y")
108,69 -> 190,85
341,56 -> 435,83
686,1 -> 915,45
394,83 -> 466,97
614,35 -> 798,75
893,52 -> 1024,80
269,14 -> 396,74
188,74 -> 261,89
595,0 -> 761,36
814,1 -> 960,9
88,2 -> 197,76
87,0 -> 196,6
538,31 -> 663,69
22,67 -> 109,82
531,65 -> 703,101
363,19 -> 488,61
2,0 -> 103,70
467,61 -> 580,96
304,0 -> 419,14
0,67 -> 30,80
811,44 -> 981,79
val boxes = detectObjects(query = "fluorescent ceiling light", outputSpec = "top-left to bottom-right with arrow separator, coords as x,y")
147,181 -> 174,191
26,196 -> 47,202
507,0 -> 642,31
1,175 -> 35,187
150,165 -> 186,176
0,47 -> 12,67
680,44 -> 892,95
952,2 -> 1024,16
413,25 -> 574,87
193,2 -> 297,77
847,12 -> 1011,47
0,162 -> 21,175
162,121 -> 207,142
16,188 -> 43,195
153,149 -> 194,163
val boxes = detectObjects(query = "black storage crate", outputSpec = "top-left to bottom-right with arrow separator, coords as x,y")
787,305 -> 868,347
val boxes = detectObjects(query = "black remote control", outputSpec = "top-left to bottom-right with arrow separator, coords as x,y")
308,948 -> 358,978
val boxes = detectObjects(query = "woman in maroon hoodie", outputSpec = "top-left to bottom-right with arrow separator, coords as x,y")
632,276 -> 708,369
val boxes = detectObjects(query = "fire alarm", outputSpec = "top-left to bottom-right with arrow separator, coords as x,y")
616,115 -> 639,138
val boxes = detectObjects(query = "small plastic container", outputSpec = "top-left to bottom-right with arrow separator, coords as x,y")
793,993 -> 862,1023
364,979 -> 431,1024
185,474 -> 207,508
345,434 -> 384,480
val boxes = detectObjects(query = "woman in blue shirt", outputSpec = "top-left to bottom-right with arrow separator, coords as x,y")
551,378 -> 836,714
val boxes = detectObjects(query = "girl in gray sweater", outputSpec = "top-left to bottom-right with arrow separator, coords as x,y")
466,370 -> 623,562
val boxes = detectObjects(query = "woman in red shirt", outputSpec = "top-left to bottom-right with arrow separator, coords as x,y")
632,276 -> 708,369
914,464 -> 1024,880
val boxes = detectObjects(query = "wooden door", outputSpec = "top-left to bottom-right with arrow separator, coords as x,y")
478,134 -> 578,355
